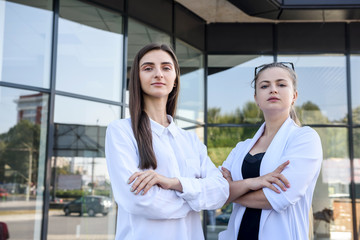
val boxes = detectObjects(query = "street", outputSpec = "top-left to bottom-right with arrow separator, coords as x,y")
1,200 -> 225,240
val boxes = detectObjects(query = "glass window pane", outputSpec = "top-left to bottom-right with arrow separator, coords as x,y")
351,55 -> 360,124
56,0 -> 123,101
0,0 -> 53,88
206,126 -> 258,238
48,95 -> 120,239
278,55 -> 347,125
0,86 -> 48,239
312,127 -> 353,239
207,55 -> 273,124
176,40 -> 204,123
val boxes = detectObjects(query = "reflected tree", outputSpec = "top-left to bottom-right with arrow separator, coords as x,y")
0,120 -> 40,199
207,100 -> 346,165
297,101 -> 330,124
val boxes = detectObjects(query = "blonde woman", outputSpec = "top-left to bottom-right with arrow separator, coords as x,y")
219,62 -> 322,240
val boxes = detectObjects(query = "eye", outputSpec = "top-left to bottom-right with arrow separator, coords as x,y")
143,67 -> 152,71
260,85 -> 268,89
279,83 -> 287,87
163,66 -> 172,71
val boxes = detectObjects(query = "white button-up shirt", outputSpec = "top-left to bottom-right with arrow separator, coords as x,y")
105,116 -> 229,240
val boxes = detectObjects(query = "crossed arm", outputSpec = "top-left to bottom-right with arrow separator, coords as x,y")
221,160 -> 290,209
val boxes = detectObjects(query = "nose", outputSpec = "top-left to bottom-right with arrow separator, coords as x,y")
154,67 -> 164,78
269,84 -> 278,94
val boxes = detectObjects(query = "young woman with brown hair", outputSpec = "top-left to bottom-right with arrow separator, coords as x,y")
105,43 -> 229,240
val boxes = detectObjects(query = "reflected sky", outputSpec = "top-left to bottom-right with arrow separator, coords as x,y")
54,95 -> 120,126
351,55 -> 360,110
278,55 -> 347,122
0,1 -> 52,88
56,17 -> 123,101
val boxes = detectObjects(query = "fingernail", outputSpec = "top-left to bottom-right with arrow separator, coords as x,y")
141,191 -> 144,195
127,179 -> 131,184
287,184 -> 291,188
130,187 -> 134,192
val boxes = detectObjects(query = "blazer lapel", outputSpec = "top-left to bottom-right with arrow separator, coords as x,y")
259,117 -> 296,238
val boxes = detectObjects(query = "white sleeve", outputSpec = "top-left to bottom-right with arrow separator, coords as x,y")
105,121 -> 192,220
263,127 -> 323,213
176,133 -> 229,211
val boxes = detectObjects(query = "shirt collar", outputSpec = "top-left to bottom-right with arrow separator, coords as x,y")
149,115 -> 179,137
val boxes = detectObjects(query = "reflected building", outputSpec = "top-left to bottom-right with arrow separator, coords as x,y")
15,93 -> 45,124
1,0 -> 360,239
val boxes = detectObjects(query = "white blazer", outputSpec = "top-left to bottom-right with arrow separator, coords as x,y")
219,117 -> 323,240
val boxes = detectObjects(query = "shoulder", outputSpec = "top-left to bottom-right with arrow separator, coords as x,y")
287,124 -> 322,154
290,123 -> 320,141
106,118 -> 133,136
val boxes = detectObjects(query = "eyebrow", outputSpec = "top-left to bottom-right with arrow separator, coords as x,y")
258,79 -> 288,84
140,62 -> 173,67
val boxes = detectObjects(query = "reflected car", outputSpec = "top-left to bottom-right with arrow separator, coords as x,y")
63,195 -> 112,217
216,204 -> 233,225
0,188 -> 9,199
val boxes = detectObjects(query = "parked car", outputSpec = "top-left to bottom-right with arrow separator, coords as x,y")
63,195 -> 112,217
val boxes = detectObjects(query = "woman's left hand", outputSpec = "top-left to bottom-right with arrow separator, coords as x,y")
128,170 -> 182,195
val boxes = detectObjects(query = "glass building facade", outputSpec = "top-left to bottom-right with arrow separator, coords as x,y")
0,0 -> 360,239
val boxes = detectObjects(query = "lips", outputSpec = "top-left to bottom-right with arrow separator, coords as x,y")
151,82 -> 165,86
267,97 -> 280,101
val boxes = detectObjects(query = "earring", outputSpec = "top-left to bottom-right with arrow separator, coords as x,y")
173,83 -> 177,87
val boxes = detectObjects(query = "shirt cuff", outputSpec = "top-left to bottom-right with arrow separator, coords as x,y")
263,187 -> 292,213
175,176 -> 198,201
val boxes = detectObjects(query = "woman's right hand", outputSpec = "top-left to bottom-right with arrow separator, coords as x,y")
247,160 -> 291,193
128,170 -> 183,195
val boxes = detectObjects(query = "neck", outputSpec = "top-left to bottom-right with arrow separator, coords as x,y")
263,112 -> 289,137
144,96 -> 169,127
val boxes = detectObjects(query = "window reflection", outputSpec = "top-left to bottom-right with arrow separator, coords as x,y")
351,55 -> 360,124
353,128 -> 360,239
207,55 -> 273,124
0,86 -> 48,239
278,55 -> 347,125
49,95 -> 120,239
312,127 -> 352,239
0,0 -> 52,88
176,39 -> 204,124
206,126 -> 258,238
56,0 -> 123,101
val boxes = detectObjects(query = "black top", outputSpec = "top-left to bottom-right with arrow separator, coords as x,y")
237,152 -> 265,240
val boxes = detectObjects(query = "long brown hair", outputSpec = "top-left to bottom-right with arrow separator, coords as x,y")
252,62 -> 301,126
129,43 -> 180,169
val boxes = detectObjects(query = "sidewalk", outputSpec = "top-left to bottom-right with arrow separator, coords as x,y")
0,210 -> 63,222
